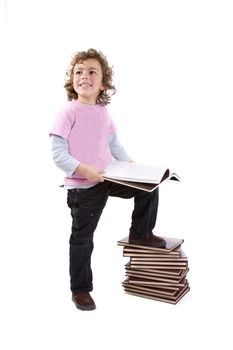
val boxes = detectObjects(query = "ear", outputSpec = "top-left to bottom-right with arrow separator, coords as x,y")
100,82 -> 105,91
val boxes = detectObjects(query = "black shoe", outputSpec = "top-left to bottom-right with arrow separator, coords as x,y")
72,292 -> 96,311
129,233 -> 166,248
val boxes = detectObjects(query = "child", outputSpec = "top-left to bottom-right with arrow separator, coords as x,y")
50,48 -> 166,311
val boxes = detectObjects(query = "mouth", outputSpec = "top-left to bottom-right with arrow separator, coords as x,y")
79,83 -> 92,87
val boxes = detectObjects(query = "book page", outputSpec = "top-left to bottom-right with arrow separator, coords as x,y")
103,160 -> 168,183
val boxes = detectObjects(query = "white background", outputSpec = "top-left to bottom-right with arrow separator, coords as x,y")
0,0 -> 232,349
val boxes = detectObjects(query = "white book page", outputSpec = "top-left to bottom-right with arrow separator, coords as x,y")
103,161 -> 167,183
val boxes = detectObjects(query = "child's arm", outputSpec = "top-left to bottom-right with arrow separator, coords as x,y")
51,135 -> 79,176
75,163 -> 104,183
51,135 -> 104,182
109,134 -> 132,161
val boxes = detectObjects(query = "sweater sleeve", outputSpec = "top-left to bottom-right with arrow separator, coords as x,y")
109,133 -> 132,161
51,135 -> 80,176
49,103 -> 75,140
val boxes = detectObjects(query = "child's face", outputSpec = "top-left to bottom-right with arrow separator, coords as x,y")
73,58 -> 105,105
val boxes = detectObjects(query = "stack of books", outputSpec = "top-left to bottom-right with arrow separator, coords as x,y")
117,237 -> 190,304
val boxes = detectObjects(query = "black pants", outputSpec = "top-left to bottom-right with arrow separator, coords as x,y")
67,181 -> 159,294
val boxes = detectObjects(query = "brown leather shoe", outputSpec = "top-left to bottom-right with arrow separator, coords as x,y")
72,292 -> 96,311
129,233 -> 166,248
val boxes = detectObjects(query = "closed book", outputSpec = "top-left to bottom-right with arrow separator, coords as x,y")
129,251 -> 188,262
122,280 -> 183,296
123,247 -> 181,257
118,236 -> 184,253
125,268 -> 189,283
127,276 -> 187,288
124,283 -> 190,304
129,264 -> 188,270
125,264 -> 188,277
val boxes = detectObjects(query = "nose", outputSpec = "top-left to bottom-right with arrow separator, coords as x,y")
81,71 -> 88,80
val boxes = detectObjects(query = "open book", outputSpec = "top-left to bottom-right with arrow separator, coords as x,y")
103,160 -> 180,192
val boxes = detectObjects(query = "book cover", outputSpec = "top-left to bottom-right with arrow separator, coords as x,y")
122,280 -> 180,296
123,278 -> 181,291
130,258 -> 188,265
125,268 -> 189,283
125,266 -> 189,279
123,248 -> 181,259
127,263 -> 188,270
118,236 -> 184,253
125,261 -> 188,276
124,284 -> 190,304
127,276 -> 187,288
126,272 -> 186,284
129,252 -> 188,262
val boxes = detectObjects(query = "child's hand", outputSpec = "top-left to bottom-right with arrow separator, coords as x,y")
76,163 -> 104,183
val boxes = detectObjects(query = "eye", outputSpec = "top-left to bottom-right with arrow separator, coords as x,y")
75,70 -> 82,75
89,70 -> 97,75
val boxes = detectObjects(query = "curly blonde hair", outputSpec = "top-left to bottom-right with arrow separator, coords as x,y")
64,48 -> 116,105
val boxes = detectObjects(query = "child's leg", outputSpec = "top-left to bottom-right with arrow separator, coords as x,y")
67,183 -> 109,294
131,187 -> 159,237
109,183 -> 159,236
109,183 -> 165,247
